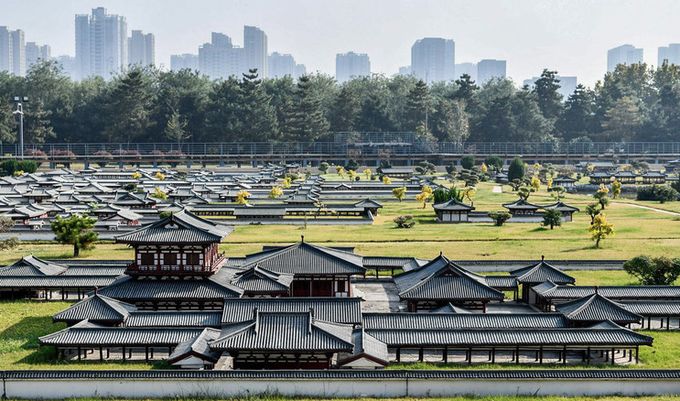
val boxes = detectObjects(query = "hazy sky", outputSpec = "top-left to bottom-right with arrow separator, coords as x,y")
3,0 -> 680,85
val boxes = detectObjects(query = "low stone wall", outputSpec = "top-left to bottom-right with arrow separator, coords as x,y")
4,370 -> 680,399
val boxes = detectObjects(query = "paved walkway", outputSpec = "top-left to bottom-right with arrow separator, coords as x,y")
492,186 -> 503,193
616,202 -> 680,216
352,280 -> 403,312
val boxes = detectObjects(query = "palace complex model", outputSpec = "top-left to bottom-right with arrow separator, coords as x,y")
2,209 -> 678,369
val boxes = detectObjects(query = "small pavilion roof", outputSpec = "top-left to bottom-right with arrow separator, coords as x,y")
557,293 -> 642,324
432,199 -> 475,212
510,257 -> 575,285
229,265 -> 294,293
542,201 -> 580,213
53,293 -> 137,324
393,254 -> 503,301
502,198 -> 541,210
0,256 -> 67,276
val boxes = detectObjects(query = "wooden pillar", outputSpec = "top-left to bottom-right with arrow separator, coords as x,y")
515,346 -> 520,365
539,346 -> 543,364
563,345 -> 567,365
491,347 -> 495,363
443,346 -> 448,363
145,346 -> 149,362
99,347 -> 103,361
122,346 -> 126,361
628,349 -> 633,362
77,346 -> 81,361
586,347 -> 591,365
611,347 -> 616,365
396,347 -> 401,362
635,346 -> 639,364
667,317 -> 671,331
467,348 -> 472,365
418,347 -> 424,362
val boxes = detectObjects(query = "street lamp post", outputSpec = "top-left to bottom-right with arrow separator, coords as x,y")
12,96 -> 28,160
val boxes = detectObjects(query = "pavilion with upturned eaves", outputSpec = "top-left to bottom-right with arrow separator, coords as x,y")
116,209 -> 229,277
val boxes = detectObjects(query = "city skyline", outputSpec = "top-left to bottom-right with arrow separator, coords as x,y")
2,0 -> 680,85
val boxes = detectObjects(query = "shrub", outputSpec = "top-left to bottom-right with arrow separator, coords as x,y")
485,156 -> 503,172
508,157 -> 525,182
0,160 -> 19,176
17,160 -> 37,173
415,161 -> 436,175
319,162 -> 330,174
623,255 -> 680,285
345,159 -> 359,171
489,211 -> 512,226
460,155 -> 475,170
393,215 -> 415,229
636,185 -> 679,203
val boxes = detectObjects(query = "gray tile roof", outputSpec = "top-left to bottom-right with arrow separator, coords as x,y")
125,311 -> 222,328
221,297 -> 363,325
542,201 -> 580,213
0,256 -> 67,276
97,276 -> 242,300
621,301 -> 680,316
0,276 -> 117,288
533,284 -> 680,301
228,265 -> 293,293
393,254 -> 503,301
168,327 -> 222,364
557,293 -> 643,323
429,303 -> 472,314
511,258 -> 575,284
211,311 -> 355,352
366,324 -> 653,347
362,313 -> 568,330
40,321 -> 203,346
115,209 -> 231,244
502,199 -> 541,210
433,199 -> 474,211
241,241 -> 365,276
53,294 -> 137,323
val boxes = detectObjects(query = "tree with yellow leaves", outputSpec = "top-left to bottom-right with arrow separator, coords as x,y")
151,187 -> 168,200
382,176 -> 392,185
589,213 -> 614,248
348,169 -> 357,182
392,186 -> 407,202
154,171 -> 166,181
530,175 -> 541,192
132,171 -> 142,180
282,177 -> 292,189
480,163 -> 488,175
363,168 -> 372,180
594,183 -> 610,209
462,186 -> 476,204
269,186 -> 283,199
415,185 -> 433,208
546,175 -> 553,189
611,179 -> 622,199
235,190 -> 251,205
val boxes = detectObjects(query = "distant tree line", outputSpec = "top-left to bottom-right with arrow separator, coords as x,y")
2,60 -> 680,145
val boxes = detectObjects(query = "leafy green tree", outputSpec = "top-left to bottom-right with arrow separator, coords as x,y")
532,69 -> 563,121
508,157 -> 525,182
51,214 -> 98,257
489,211 -> 512,226
357,92 -> 394,132
319,162 -> 330,174
601,96 -> 642,142
556,84 -> 597,141
164,110 -> 189,145
460,155 -> 475,170
623,255 -> 680,285
430,98 -> 469,143
205,77 -> 242,142
0,101 -> 14,143
329,84 -> 360,132
453,74 -> 479,103
542,209 -> 563,230
585,202 -> 600,224
484,156 -> 503,172
393,215 -> 415,229
103,67 -> 155,143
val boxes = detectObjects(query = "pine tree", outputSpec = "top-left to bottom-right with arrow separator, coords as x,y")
288,75 -> 330,142
532,69 -> 563,120
404,80 -> 431,133
239,69 -> 279,141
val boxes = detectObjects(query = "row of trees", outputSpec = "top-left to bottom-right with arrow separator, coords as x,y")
3,61 -> 680,145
